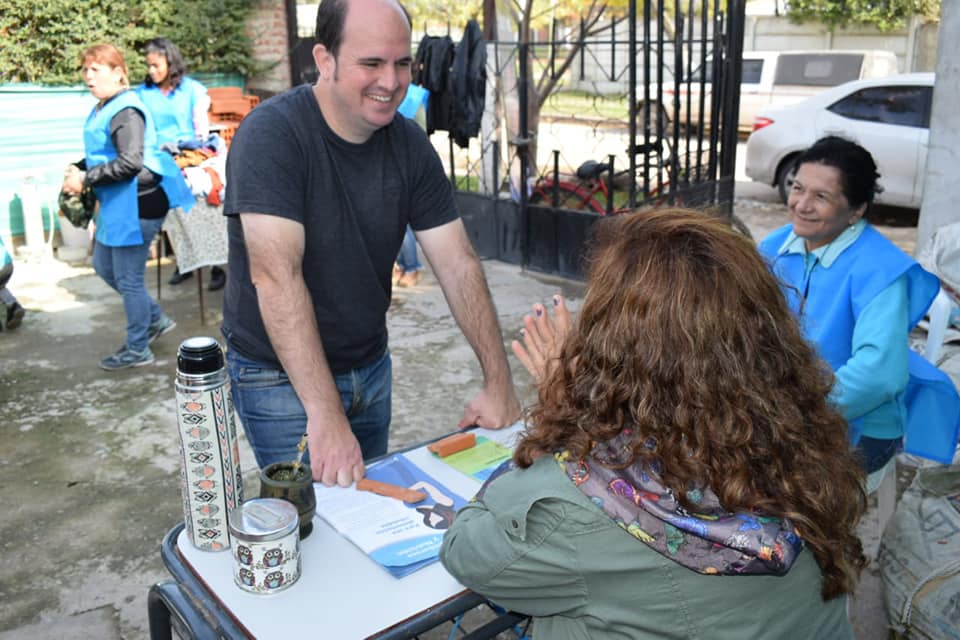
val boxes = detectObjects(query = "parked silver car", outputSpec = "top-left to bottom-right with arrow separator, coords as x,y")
745,73 -> 934,206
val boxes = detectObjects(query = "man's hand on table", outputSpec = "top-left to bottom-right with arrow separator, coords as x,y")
309,414 -> 365,487
457,380 -> 521,430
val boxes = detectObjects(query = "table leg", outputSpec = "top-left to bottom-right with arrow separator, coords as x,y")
155,236 -> 162,301
197,268 -> 206,326
148,580 -> 219,640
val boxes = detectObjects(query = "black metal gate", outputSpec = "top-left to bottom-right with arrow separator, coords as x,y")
287,1 -> 747,279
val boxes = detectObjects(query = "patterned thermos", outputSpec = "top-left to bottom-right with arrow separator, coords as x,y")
174,337 -> 244,551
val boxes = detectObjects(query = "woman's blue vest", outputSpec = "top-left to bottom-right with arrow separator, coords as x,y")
135,77 -> 205,145
760,224 -> 960,464
83,90 -> 193,247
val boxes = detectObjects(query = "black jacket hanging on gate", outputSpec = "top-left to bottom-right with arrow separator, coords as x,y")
449,19 -> 486,148
412,34 -> 455,135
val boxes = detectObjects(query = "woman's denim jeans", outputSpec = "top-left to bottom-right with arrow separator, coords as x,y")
227,349 -> 392,470
396,226 -> 422,272
92,217 -> 165,352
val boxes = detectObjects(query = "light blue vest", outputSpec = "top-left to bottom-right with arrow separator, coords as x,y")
83,90 -> 194,247
135,77 -> 205,145
761,224 -> 960,463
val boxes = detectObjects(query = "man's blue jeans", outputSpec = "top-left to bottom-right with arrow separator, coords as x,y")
92,217 -> 165,352
226,349 -> 392,470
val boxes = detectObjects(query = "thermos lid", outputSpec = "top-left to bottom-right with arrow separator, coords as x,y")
177,336 -> 224,374
229,498 -> 299,542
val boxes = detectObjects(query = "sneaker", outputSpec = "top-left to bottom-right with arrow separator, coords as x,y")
5,303 -> 24,330
207,266 -> 226,292
100,346 -> 155,371
397,270 -> 422,288
148,315 -> 177,344
168,268 -> 193,285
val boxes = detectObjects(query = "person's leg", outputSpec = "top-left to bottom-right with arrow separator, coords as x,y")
207,265 -> 226,292
0,262 -> 15,308
227,349 -> 311,469
339,351 -> 392,460
396,226 -> 422,273
856,435 -> 901,474
0,262 -> 23,330
92,240 -> 118,292
227,349 -> 392,469
113,217 -> 164,352
396,227 -> 423,288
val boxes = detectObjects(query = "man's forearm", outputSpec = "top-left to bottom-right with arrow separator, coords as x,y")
255,275 -> 343,421
434,244 -> 513,388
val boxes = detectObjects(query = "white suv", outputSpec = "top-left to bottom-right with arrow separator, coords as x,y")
745,73 -> 934,207
661,50 -> 898,133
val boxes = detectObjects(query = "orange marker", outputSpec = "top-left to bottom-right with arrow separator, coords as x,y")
356,478 -> 426,503
427,432 -> 477,458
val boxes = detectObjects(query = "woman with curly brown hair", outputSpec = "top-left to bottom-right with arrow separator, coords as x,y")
440,209 -> 866,639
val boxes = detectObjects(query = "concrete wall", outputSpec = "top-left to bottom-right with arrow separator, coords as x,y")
246,0 -> 292,95
917,3 -> 960,252
744,14 -> 939,73
571,13 -> 939,93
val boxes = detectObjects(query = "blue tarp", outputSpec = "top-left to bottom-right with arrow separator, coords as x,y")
0,84 -> 96,237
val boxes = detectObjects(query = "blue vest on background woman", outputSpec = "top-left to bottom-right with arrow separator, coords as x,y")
135,76 -> 207,145
83,90 -> 194,247
761,224 -> 960,464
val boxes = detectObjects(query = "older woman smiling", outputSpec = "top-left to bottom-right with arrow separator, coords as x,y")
760,136 -> 959,474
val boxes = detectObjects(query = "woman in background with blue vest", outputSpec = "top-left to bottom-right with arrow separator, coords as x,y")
136,38 -> 225,291
136,38 -> 209,150
759,136 -> 959,478
62,43 -> 194,371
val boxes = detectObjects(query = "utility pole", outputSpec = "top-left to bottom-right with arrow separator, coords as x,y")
916,2 -> 959,253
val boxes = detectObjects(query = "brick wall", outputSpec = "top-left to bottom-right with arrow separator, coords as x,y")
246,0 -> 292,95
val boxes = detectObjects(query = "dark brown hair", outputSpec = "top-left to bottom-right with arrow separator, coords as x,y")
143,37 -> 187,90
515,208 -> 866,599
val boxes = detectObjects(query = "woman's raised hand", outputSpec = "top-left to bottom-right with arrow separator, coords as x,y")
511,294 -> 573,384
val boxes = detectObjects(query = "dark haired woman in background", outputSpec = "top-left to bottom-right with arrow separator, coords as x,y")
442,209 -> 866,639
759,136 -> 958,480
136,37 -> 225,290
137,37 -> 209,149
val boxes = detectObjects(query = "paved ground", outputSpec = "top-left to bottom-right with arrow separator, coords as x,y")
0,190 -> 950,639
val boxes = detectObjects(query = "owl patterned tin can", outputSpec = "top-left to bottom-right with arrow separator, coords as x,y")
229,498 -> 301,594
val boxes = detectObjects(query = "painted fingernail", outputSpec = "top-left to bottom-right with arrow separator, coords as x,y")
535,306 -> 543,316
553,295 -> 560,306
519,328 -> 526,336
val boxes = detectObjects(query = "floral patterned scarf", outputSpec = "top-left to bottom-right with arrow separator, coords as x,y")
557,428 -> 803,576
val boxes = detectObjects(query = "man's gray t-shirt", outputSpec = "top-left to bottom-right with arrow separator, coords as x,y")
221,85 -> 458,373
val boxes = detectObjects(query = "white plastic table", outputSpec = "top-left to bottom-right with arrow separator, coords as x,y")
149,424 -> 526,640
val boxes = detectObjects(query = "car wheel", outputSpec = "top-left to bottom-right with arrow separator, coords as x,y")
776,157 -> 798,204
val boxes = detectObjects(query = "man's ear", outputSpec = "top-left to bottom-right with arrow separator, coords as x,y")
312,44 -> 333,81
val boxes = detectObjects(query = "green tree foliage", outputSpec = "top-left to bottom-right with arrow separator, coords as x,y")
0,0 -> 259,85
785,0 -> 941,31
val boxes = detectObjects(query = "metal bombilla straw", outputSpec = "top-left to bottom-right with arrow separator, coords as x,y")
291,432 -> 308,474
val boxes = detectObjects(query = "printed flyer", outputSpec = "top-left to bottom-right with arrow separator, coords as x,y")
313,454 -> 468,578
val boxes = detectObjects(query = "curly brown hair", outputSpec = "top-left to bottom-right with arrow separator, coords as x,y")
515,208 -> 867,599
